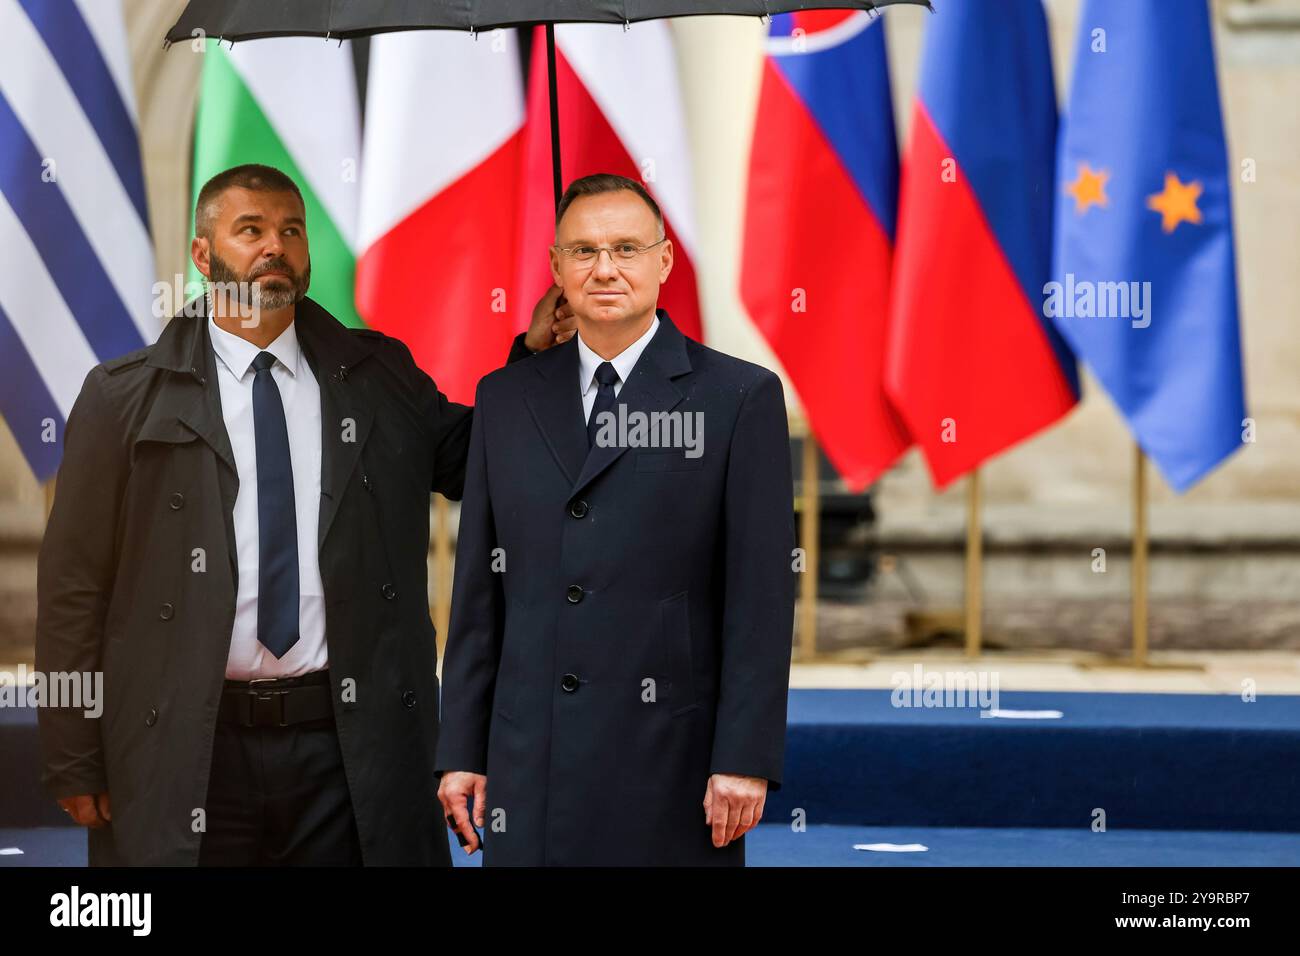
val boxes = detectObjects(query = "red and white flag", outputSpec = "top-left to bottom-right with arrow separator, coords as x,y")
515,23 -> 704,343
357,29 -> 526,405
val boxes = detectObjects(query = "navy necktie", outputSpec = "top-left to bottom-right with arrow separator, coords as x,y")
587,361 -> 619,449
251,351 -> 300,659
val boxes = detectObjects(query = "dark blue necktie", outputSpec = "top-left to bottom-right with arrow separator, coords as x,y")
587,361 -> 619,449
251,351 -> 299,659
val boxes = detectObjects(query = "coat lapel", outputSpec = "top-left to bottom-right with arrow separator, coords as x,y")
139,300 -> 236,474
522,337 -> 589,487
570,311 -> 692,495
136,300 -> 238,586
294,299 -> 375,550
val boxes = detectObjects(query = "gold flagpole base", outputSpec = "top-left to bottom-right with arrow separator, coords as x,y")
1077,654 -> 1206,672
433,495 -> 452,659
963,468 -> 983,659
793,422 -> 821,663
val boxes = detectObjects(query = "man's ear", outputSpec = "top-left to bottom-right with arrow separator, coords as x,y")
658,238 -> 674,284
549,246 -> 563,287
191,236 -> 211,280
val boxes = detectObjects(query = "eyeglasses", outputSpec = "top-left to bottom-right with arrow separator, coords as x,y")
553,238 -> 667,264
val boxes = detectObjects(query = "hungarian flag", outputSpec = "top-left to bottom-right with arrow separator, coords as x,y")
356,29 -> 525,405
192,37 -> 362,327
886,1 -> 1079,488
515,23 -> 703,343
740,10 -> 908,491
1051,0 -> 1246,491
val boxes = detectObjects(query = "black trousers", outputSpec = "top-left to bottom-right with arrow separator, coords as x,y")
197,715 -> 362,866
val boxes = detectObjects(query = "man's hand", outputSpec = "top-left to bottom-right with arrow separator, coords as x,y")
703,773 -> 768,848
524,286 -> 577,352
437,771 -> 487,855
58,792 -> 111,828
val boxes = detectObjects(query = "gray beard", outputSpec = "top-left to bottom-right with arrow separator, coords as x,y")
207,251 -> 311,313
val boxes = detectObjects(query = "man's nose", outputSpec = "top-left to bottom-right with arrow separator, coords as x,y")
592,248 -> 619,280
261,233 -> 285,257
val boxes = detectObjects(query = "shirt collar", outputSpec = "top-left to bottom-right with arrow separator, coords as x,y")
577,314 -> 660,395
208,316 -> 302,381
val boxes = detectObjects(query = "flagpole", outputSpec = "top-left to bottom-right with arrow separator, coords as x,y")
798,427 -> 820,661
1077,439 -> 1201,672
1131,443 -> 1148,668
964,467 -> 982,658
433,495 -> 452,658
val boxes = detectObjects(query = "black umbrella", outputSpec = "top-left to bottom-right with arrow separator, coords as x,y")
167,1 -> 930,208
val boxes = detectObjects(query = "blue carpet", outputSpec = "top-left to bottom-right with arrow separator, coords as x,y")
745,824 -> 1300,866
770,689 -> 1300,832
7,824 -> 1299,867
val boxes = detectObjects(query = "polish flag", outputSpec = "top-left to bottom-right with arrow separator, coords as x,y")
357,29 -> 525,405
515,23 -> 704,343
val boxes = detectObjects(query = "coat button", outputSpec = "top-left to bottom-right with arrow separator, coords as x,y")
145,708 -> 158,727
560,673 -> 580,693
159,603 -> 174,621
402,690 -> 417,708
568,499 -> 588,519
362,474 -> 372,492
169,492 -> 185,510
565,584 -> 584,604
381,583 -> 396,600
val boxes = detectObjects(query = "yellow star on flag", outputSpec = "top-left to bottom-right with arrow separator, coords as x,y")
1066,162 -> 1109,214
1146,172 -> 1203,233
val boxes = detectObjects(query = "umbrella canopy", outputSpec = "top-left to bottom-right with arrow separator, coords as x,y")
166,0 -> 932,205
165,2 -> 929,43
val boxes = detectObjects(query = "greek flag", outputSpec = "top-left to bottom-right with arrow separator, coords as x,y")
0,0 -> 155,481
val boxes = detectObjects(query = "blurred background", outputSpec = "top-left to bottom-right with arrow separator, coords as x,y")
1,0 -> 1298,666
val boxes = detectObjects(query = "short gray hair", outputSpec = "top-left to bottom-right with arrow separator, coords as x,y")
555,173 -> 664,241
194,163 -> 304,240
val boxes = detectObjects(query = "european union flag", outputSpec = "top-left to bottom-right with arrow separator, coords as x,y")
1049,0 -> 1247,492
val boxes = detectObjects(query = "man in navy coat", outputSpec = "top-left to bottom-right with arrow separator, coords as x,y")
436,173 -> 796,865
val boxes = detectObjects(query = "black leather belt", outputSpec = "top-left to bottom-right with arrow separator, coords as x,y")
219,669 -> 334,728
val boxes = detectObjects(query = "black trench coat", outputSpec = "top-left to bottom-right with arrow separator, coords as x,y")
36,296 -> 528,865
436,311 -> 796,866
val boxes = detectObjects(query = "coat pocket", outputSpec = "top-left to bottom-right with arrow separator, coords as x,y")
494,601 -> 524,723
635,449 -> 705,473
659,591 -> 697,716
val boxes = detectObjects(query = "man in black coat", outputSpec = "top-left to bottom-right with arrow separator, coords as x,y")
35,163 -> 573,865
436,173 -> 796,866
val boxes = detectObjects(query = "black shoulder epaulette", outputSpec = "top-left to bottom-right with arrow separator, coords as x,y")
350,328 -> 387,340
101,346 -> 151,375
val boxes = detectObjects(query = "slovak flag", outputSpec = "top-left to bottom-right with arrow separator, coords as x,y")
886,0 -> 1079,488
740,10 -> 909,490
357,29 -> 525,405
514,23 -> 704,344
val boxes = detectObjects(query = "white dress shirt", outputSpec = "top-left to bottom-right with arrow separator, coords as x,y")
209,317 -> 327,680
576,314 -> 660,423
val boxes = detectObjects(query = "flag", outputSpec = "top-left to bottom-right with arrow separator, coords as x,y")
515,23 -> 704,344
356,28 -> 525,405
886,0 -> 1079,488
192,36 -> 362,327
1051,0 -> 1246,491
0,0 -> 154,481
740,10 -> 908,491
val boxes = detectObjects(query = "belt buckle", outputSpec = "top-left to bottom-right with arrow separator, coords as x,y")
247,677 -> 287,728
